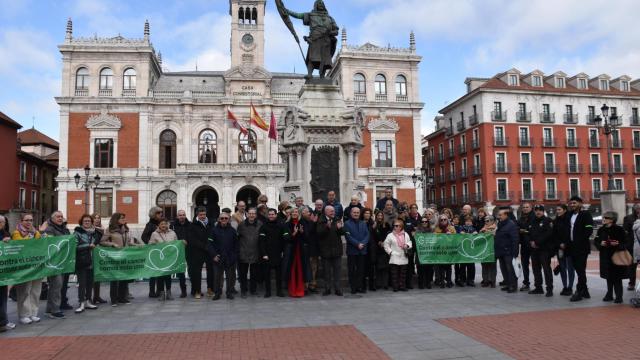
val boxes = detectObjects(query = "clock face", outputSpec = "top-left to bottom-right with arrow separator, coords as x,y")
242,34 -> 254,45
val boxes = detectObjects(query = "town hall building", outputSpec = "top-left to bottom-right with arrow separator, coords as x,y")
55,0 -> 423,227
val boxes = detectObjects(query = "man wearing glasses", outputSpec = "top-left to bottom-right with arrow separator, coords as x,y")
208,212 -> 239,300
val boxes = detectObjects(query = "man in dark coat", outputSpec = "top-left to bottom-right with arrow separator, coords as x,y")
170,210 -> 191,298
208,213 -> 239,300
344,207 -> 369,294
301,207 -> 320,292
259,209 -> 289,298
567,196 -> 594,302
495,208 -> 519,293
343,196 -> 363,222
188,207 -> 214,299
141,206 -> 163,298
325,191 -> 343,221
517,203 -> 535,291
237,208 -> 262,297
317,205 -> 346,296
528,204 -> 554,296
42,211 -> 72,318
623,203 -> 640,290
375,188 -> 399,211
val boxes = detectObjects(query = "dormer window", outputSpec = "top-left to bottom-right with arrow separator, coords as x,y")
532,76 -> 542,87
600,79 -> 609,91
556,77 -> 566,88
508,74 -> 519,86
578,78 -> 588,89
622,80 -> 630,92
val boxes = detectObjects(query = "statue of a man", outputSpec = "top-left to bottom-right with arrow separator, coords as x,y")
286,0 -> 339,80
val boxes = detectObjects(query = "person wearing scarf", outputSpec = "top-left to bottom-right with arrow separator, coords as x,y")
434,215 -> 456,288
73,214 -> 101,313
41,211 -> 72,319
149,219 -> 179,301
383,219 -> 412,292
11,213 -> 42,325
284,208 -> 309,297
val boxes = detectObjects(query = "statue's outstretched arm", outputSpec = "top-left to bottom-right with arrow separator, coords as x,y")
286,9 -> 305,20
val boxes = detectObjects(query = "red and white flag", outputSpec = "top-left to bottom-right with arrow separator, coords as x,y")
227,109 -> 248,135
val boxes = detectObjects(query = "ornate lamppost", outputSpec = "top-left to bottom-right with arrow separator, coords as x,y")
412,167 -> 432,209
74,165 -> 101,214
593,104 -> 621,190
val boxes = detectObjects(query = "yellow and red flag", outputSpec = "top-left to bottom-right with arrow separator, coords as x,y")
250,104 -> 269,131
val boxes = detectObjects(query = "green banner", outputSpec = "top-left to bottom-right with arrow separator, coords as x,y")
415,233 -> 495,264
93,241 -> 186,282
0,236 -> 77,286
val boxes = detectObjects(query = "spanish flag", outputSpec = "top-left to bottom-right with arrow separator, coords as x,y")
250,104 -> 269,131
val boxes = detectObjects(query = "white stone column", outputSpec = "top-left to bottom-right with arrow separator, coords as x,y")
138,112 -> 150,168
346,148 -> 354,181
296,147 -> 303,181
353,150 -> 358,181
288,150 -> 295,181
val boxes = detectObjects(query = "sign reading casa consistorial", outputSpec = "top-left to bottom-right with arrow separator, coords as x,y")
55,0 -> 424,227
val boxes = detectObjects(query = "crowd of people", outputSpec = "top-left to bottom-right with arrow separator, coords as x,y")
1,190 -> 639,333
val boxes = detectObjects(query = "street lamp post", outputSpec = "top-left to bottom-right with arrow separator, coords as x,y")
412,167 -> 432,208
593,104 -> 621,190
74,165 -> 101,214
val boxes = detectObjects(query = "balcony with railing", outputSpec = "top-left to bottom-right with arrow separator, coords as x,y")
591,191 -> 601,200
540,113 -> 555,123
468,114 -> 478,125
494,191 -> 514,202
396,95 -> 408,102
494,164 -> 511,174
590,164 -> 603,173
74,89 -> 88,96
632,114 -> 640,126
516,111 -> 532,123
519,136 -> 533,147
375,94 -> 388,102
611,139 -> 624,149
568,190 -> 587,201
448,148 -> 455,159
459,194 -> 470,205
611,165 -> 627,174
567,164 -> 583,174
566,138 -> 580,148
445,127 -> 453,136
471,192 -> 484,204
563,113 -> 579,124
437,174 -> 446,185
438,152 -> 445,162
472,166 -> 482,177
493,137 -> 509,147
543,164 -> 559,174
542,137 -> 556,147
354,94 -> 367,102
520,190 -> 539,201
491,111 -> 507,122
449,172 -> 457,182
460,169 -> 468,179
519,163 -> 536,174
633,139 -> 640,149
589,138 -> 600,148
122,89 -> 136,97
544,190 -> 560,200
456,121 -> 466,132
98,89 -> 112,97
471,139 -> 480,150
586,114 -> 598,125
458,144 -> 467,155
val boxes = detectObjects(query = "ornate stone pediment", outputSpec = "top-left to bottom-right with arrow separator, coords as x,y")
224,65 -> 272,80
85,110 -> 122,130
368,116 -> 399,133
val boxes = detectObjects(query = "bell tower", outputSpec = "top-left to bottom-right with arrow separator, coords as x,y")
230,0 -> 265,68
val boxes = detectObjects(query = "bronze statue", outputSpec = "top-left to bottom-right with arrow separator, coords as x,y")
276,0 -> 339,80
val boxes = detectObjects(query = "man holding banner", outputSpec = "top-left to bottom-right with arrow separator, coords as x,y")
495,209 -> 520,293
42,211 -> 71,319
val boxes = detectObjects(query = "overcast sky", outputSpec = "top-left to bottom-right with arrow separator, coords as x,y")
1,0 -> 639,140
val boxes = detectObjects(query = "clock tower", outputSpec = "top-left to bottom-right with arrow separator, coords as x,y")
230,0 -> 265,68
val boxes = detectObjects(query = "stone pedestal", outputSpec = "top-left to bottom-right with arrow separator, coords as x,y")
600,190 -> 627,224
278,83 -> 365,205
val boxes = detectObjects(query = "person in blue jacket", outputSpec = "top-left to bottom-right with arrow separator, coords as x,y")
494,208 -> 519,293
208,212 -> 239,301
344,207 -> 370,294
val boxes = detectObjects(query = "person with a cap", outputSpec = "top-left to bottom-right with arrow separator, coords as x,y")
527,204 -> 554,297
623,203 -> 640,290
567,196 -> 594,302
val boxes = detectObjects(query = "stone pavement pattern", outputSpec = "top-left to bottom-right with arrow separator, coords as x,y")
439,306 -> 640,360
1,258 -> 637,359
1,325 -> 389,360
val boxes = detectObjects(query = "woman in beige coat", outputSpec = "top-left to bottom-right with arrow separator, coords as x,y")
100,213 -> 139,306
149,219 -> 178,300
383,218 -> 412,292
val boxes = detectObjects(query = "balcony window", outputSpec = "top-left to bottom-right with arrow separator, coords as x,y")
374,140 -> 393,168
353,73 -> 366,96
198,129 -> 217,164
99,68 -> 113,90
159,130 -> 177,169
239,130 -> 258,164
75,67 -> 89,90
497,179 -> 508,200
94,139 -> 114,168
374,74 -> 387,95
123,68 -> 136,91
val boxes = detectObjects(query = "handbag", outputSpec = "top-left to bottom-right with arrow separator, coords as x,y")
611,250 -> 633,266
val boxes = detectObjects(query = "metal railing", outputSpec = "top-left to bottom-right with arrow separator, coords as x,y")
590,165 -> 603,173
563,113 -> 579,124
519,136 -> 533,147
457,121 -> 466,131
471,139 -> 480,149
519,164 -> 535,173
493,137 -> 509,146
540,113 -> 555,123
543,164 -> 559,173
494,164 -> 511,173
458,144 -> 467,155
567,164 -> 583,174
468,114 -> 478,125
472,166 -> 482,176
494,191 -> 514,201
566,138 -> 580,148
516,111 -> 532,122
491,111 -> 507,122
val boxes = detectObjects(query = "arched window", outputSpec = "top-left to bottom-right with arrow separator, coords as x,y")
198,129 -> 217,164
156,190 -> 177,221
75,67 -> 89,90
245,8 -> 251,25
395,75 -> 407,97
353,73 -> 366,95
123,68 -> 136,90
99,68 -> 113,90
239,130 -> 257,164
252,7 -> 258,25
238,7 -> 244,24
375,74 -> 387,95
159,130 -> 176,169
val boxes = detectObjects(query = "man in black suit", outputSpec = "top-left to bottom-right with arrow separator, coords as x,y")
567,196 -> 594,302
